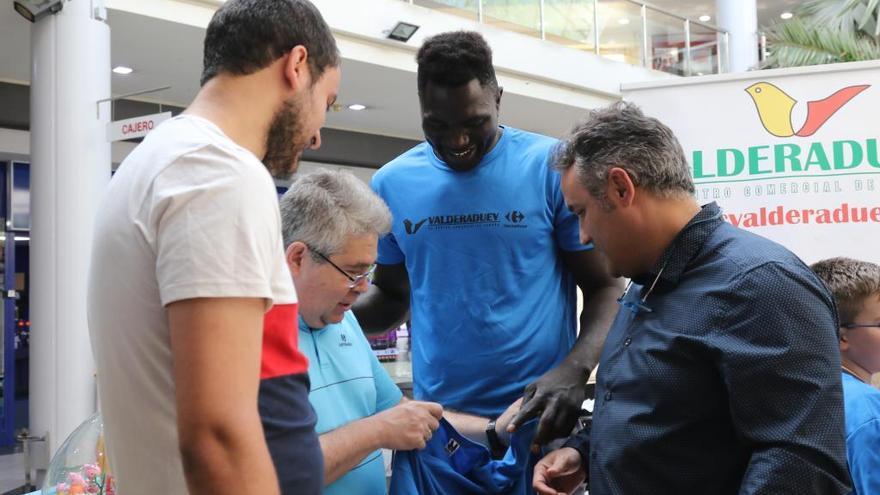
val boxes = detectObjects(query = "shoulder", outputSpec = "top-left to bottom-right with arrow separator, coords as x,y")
505,127 -> 559,163
142,118 -> 270,194
844,377 -> 880,431
714,224 -> 822,288
372,142 -> 434,186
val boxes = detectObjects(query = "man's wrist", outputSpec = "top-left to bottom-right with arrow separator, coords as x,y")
363,413 -> 389,451
485,418 -> 506,458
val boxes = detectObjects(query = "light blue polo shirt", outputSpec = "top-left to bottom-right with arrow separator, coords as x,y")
298,311 -> 403,495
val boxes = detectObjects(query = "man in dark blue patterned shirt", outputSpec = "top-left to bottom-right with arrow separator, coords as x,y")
532,102 -> 851,495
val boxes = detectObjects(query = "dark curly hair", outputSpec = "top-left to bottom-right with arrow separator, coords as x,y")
416,31 -> 498,95
201,0 -> 340,86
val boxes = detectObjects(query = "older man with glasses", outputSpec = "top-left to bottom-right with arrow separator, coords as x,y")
263,170 -> 521,495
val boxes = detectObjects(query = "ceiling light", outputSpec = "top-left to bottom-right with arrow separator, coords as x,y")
618,17 -> 630,25
112,66 -> 134,75
13,0 -> 63,23
699,15 -> 711,22
348,104 -> 367,111
780,12 -> 793,20
387,21 -> 420,42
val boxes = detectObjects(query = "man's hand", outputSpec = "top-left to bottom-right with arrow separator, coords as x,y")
371,400 -> 443,450
533,447 -> 586,495
495,397 -> 523,445
509,362 -> 586,444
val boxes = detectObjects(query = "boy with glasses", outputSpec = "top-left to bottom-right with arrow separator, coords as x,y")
812,257 -> 880,495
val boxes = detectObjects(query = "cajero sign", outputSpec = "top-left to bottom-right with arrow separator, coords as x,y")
106,112 -> 172,142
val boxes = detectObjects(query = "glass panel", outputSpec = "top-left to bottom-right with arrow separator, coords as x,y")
597,0 -> 644,66
689,22 -> 723,75
645,7 -> 686,76
412,0 -> 479,22
483,0 -> 541,38
543,0 -> 596,52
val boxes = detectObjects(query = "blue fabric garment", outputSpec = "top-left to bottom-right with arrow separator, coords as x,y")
390,418 -> 539,495
298,312 -> 403,495
371,126 -> 589,417
842,372 -> 880,495
589,202 -> 851,494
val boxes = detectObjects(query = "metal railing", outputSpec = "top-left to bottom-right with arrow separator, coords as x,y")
404,0 -> 729,76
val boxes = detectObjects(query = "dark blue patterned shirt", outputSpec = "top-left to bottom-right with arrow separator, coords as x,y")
572,202 -> 851,494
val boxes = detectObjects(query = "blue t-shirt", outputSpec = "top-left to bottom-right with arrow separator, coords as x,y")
371,127 -> 588,417
390,418 -> 540,495
842,372 -> 880,495
298,311 -> 403,495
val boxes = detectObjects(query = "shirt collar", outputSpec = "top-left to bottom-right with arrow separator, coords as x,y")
632,202 -> 724,288
298,315 -> 324,333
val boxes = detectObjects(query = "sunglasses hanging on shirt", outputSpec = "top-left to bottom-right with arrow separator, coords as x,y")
617,262 -> 667,315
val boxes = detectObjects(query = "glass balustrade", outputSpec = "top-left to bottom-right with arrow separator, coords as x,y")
400,0 -> 728,77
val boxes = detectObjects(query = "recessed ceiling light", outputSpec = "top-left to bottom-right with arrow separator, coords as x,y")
112,66 -> 133,75
618,17 -> 630,25
348,104 -> 367,111
780,12 -> 793,20
699,15 -> 711,22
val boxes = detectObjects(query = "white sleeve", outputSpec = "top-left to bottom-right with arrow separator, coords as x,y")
149,145 -> 292,307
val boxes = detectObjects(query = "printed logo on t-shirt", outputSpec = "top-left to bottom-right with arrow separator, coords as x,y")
339,333 -> 353,347
505,210 -> 526,224
445,438 -> 460,456
404,218 -> 428,235
403,210 -> 528,234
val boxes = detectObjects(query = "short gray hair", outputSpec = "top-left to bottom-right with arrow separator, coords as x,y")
555,101 -> 694,202
280,170 -> 392,257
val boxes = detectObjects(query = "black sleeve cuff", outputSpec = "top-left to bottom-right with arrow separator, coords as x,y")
562,428 -> 590,472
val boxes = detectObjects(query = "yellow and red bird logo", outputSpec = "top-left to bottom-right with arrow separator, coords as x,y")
745,82 -> 870,138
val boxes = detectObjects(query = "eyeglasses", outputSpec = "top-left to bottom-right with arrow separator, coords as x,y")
842,322 -> 880,329
310,247 -> 376,289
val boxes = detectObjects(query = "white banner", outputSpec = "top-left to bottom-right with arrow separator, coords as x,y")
623,61 -> 880,265
106,111 -> 171,142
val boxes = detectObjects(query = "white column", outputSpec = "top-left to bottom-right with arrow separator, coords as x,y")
716,0 -> 758,73
29,0 -> 110,460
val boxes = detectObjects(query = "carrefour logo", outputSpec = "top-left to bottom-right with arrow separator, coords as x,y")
690,82 -> 878,182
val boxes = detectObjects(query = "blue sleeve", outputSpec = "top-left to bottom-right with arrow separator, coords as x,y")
847,419 -> 880,495
714,263 -> 851,494
371,347 -> 403,413
548,166 -> 591,253
371,171 -> 406,265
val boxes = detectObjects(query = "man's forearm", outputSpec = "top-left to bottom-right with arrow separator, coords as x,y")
319,417 -> 384,485
567,284 -> 621,373
351,285 -> 410,334
180,419 -> 280,495
443,410 -> 491,447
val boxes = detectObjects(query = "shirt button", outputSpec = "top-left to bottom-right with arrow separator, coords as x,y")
623,337 -> 632,347
604,391 -> 612,401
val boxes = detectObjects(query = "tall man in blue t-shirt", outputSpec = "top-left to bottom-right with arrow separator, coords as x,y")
353,31 -> 622,444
